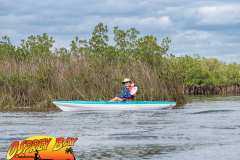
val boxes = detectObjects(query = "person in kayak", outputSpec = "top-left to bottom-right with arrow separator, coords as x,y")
109,78 -> 137,101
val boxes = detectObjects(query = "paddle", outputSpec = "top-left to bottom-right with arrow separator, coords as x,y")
125,86 -> 138,99
130,86 -> 138,95
130,82 -> 138,95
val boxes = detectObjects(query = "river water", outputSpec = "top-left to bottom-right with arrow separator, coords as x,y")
1,95 -> 240,160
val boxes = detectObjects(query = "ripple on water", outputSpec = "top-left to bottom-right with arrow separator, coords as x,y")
189,109 -> 235,114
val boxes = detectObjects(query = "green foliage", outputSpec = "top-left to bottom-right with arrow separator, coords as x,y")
113,26 -> 139,51
0,36 -> 16,60
0,33 -> 55,62
20,33 -> 55,59
35,67 -> 51,88
173,55 -> 240,87
135,35 -> 162,65
89,23 -> 109,53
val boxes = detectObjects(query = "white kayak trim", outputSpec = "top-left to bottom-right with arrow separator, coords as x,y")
53,101 -> 176,112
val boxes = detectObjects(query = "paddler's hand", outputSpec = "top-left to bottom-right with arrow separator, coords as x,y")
131,82 -> 134,87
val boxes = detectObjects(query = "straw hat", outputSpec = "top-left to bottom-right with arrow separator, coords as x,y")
122,78 -> 131,84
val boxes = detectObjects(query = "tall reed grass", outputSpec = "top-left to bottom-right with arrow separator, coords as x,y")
0,55 -> 185,109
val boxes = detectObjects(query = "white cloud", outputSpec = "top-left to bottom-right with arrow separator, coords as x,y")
168,29 -> 240,63
109,16 -> 172,31
158,3 -> 240,26
0,14 -> 38,25
173,30 -> 211,41
197,5 -> 240,25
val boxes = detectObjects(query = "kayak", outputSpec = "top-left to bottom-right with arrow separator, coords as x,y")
53,101 -> 176,112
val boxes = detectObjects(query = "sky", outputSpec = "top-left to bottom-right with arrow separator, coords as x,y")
1,0 -> 240,63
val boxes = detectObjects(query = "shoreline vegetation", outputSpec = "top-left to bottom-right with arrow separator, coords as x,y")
0,23 -> 239,110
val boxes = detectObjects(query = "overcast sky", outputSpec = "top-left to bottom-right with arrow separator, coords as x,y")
1,0 -> 240,63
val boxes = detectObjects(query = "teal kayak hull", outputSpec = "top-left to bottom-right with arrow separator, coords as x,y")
53,101 -> 176,112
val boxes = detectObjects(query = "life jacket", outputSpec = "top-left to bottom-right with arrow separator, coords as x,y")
119,86 -> 137,101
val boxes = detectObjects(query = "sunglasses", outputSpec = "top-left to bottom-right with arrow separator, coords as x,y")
122,81 -> 130,85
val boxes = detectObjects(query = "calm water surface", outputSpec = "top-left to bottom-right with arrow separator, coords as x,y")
1,95 -> 240,159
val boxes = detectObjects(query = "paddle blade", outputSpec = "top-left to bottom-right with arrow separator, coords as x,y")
130,87 -> 137,95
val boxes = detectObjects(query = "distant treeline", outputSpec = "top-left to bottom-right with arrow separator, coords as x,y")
0,23 -> 239,109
